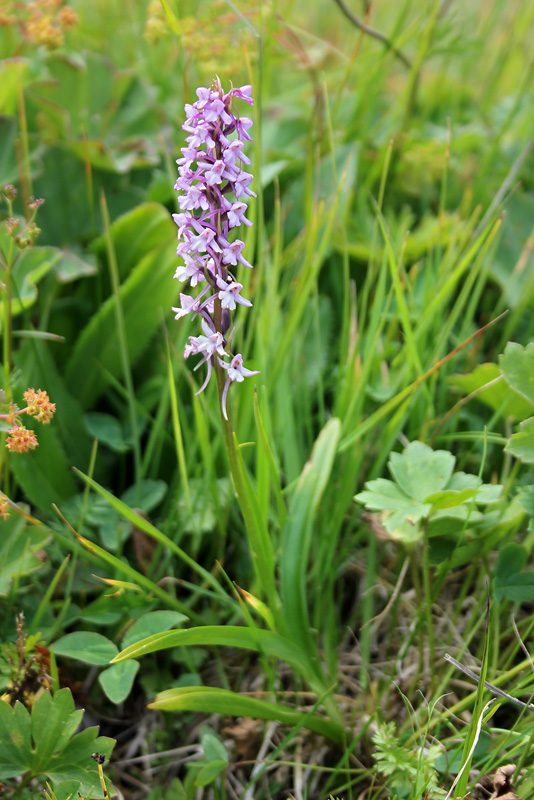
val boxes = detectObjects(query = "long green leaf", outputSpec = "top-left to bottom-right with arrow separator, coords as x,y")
373,200 -> 423,378
9,424 -> 77,512
112,625 -> 317,688
149,686 -> 344,745
280,418 -> 341,657
454,598 -> 491,798
232,431 -> 278,613
65,204 -> 176,408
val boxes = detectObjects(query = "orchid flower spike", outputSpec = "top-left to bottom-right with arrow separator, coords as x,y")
172,78 -> 259,418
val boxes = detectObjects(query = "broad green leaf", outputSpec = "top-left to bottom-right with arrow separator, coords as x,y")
427,507 -> 483,539
84,412 -> 130,453
149,686 -> 344,745
0,116 -> 18,185
65,204 -> 177,408
388,441 -> 455,503
46,780 -> 82,800
9,421 -> 78,512
201,732 -> 228,765
425,479 -> 501,510
356,478 -> 427,512
500,342 -> 534,406
280,418 -> 340,661
0,59 -> 30,115
98,660 -> 140,704
31,690 -> 83,774
85,499 -> 129,552
53,249 -> 97,283
0,516 -> 49,596
518,486 -> 534,518
121,480 -> 168,514
78,592 -> 124,626
0,699 -> 32,779
27,53 -> 159,174
45,727 -> 115,796
492,193 -> 534,307
496,574 -> 534,603
494,543 -> 527,587
505,417 -> 534,463
449,363 -> 534,420
0,688 -> 114,796
195,760 -> 227,787
0,246 -> 58,318
384,517 -> 424,544
424,488 -> 477,510
355,479 -> 431,532
92,202 -> 174,279
122,610 -> 188,650
52,632 -> 118,665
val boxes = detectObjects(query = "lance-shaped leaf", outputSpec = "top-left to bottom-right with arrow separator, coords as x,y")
112,625 -> 317,689
149,686 -> 344,745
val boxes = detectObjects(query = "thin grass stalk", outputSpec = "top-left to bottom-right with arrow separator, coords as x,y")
99,190 -> 142,503
166,336 -> 190,507
214,353 -> 280,617
29,554 -> 70,634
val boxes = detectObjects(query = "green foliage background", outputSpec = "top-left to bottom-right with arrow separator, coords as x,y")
1,0 -> 534,798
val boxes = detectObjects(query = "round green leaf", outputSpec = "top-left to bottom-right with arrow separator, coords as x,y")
98,660 -> 140,704
52,632 -> 118,665
122,610 -> 188,650
389,442 -> 455,502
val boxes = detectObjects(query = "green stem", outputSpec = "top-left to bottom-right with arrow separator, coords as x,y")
213,349 -> 279,613
100,190 -> 142,502
422,532 -> 435,692
2,212 -> 14,403
1,215 -> 15,491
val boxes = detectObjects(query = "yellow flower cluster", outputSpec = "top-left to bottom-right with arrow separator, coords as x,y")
0,388 -> 56,520
143,1 -> 259,78
23,388 -> 56,424
0,0 -> 78,48
6,424 -> 39,454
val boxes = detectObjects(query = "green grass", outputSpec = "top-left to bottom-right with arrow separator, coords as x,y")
1,0 -> 534,798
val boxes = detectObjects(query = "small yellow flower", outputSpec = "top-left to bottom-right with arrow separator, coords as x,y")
23,388 -> 56,424
6,424 -> 38,454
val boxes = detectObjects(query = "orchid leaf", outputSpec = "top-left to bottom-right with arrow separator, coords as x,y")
149,686 -> 344,745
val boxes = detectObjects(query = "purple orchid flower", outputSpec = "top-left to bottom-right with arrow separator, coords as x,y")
172,78 -> 259,418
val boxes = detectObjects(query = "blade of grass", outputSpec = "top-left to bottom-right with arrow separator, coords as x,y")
70,470 -> 228,599
166,334 -> 190,507
53,503 -> 203,621
100,189 -> 141,503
